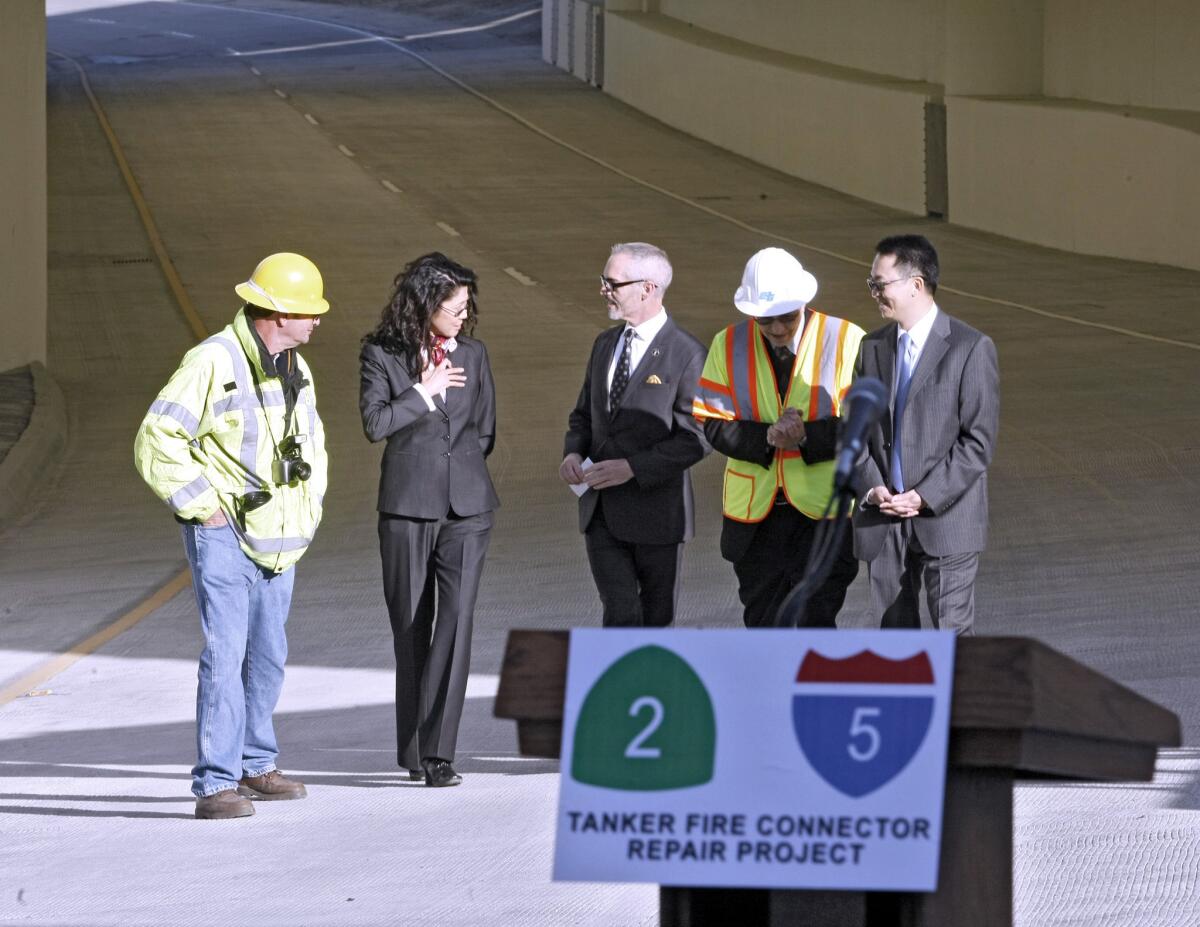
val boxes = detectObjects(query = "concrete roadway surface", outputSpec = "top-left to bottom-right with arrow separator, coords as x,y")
1,0 -> 1198,923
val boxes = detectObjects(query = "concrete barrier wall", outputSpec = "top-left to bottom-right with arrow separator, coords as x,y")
1044,0 -> 1200,111
948,96 -> 1200,272
602,11 -> 931,215
0,0 -> 47,371
655,0 -> 944,84
547,0 -> 1199,270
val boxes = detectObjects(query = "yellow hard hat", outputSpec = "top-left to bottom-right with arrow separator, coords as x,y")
235,252 -> 330,315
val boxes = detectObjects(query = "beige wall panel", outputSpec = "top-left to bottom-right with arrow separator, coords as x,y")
656,0 -> 944,84
0,0 -> 47,371
571,0 -> 597,82
555,0 -> 572,70
948,97 -> 1200,271
944,0 -> 1043,96
1044,0 -> 1200,110
604,12 -> 929,215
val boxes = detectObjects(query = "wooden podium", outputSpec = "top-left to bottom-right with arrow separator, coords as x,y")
494,631 -> 1180,927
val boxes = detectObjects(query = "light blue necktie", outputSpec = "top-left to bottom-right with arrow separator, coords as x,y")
890,332 -> 916,491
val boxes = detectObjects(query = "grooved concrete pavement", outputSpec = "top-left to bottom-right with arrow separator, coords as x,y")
1,1 -> 1198,924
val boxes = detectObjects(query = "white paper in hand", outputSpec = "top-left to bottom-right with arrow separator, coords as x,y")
569,457 -> 594,497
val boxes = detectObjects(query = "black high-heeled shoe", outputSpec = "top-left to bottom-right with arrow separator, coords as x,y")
421,758 -> 462,788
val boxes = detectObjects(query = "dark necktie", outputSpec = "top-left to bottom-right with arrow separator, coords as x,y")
890,332 -> 916,490
609,329 -> 634,410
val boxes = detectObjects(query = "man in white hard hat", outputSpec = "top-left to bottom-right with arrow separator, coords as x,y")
694,247 -> 865,627
135,253 -> 329,819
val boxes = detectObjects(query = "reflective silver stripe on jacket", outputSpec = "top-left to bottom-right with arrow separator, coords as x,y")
206,334 -> 262,494
167,474 -> 212,510
212,391 -> 284,417
226,516 -> 312,554
148,399 -> 200,437
729,322 -> 754,419
811,314 -> 846,419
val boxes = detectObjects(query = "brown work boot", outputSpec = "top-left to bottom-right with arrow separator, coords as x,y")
237,769 -> 307,801
195,789 -> 254,820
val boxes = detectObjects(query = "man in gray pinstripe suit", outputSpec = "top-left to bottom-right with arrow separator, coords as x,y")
852,235 -> 999,635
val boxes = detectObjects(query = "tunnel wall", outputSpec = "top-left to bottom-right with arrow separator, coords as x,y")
0,0 -> 47,371
544,0 -> 1200,271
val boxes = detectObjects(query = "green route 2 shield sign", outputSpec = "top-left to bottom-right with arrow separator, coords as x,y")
571,645 -> 716,791
554,629 -> 955,891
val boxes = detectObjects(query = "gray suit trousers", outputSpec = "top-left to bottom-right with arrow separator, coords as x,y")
868,518 -> 978,636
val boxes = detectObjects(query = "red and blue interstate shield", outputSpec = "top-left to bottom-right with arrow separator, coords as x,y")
792,650 -> 936,798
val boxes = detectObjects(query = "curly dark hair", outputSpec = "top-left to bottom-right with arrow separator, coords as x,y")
363,252 -> 479,378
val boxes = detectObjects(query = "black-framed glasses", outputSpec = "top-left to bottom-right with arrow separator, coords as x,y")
866,275 -> 921,295
437,303 -> 470,320
600,275 -> 652,294
753,310 -> 802,328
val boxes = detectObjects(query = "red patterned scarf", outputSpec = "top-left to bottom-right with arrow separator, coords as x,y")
430,334 -> 451,367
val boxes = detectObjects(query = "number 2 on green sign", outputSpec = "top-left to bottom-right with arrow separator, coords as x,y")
624,696 -> 664,759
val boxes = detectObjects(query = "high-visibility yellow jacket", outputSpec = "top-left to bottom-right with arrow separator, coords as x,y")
134,309 -> 327,573
693,312 -> 864,521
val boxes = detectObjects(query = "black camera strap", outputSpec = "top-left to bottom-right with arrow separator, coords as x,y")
246,324 -> 310,447
236,325 -> 311,512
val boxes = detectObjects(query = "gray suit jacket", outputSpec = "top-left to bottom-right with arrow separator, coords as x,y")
564,316 -> 708,546
360,338 -> 499,519
852,310 -> 999,560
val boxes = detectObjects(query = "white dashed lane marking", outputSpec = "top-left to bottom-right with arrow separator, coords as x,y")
504,267 -> 537,287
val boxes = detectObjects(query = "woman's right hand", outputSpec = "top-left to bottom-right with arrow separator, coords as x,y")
422,359 -> 466,393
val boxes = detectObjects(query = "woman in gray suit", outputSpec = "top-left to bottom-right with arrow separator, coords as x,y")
359,252 -> 499,788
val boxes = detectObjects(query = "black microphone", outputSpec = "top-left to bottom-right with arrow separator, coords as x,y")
832,377 -> 889,492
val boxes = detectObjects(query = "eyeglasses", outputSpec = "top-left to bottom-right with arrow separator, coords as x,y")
866,275 -> 921,295
600,276 -> 653,294
437,303 -> 470,320
753,311 -> 802,328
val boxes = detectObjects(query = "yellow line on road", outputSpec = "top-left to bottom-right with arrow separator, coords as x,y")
0,569 -> 192,706
10,51 -> 206,704
48,50 -> 209,343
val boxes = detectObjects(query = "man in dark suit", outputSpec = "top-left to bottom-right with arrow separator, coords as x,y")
560,242 -> 708,627
853,235 -> 1000,635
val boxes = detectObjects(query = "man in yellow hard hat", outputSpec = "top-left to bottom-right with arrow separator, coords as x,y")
135,253 -> 329,819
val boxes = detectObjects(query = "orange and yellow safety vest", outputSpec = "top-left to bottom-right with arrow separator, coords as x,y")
693,312 -> 864,521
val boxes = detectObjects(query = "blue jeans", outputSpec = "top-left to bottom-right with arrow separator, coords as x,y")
182,522 -> 295,797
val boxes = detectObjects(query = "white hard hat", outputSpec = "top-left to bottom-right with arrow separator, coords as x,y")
733,247 -> 817,317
